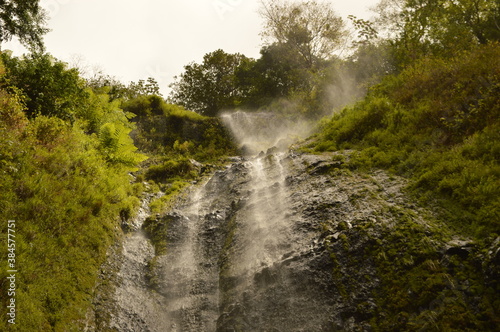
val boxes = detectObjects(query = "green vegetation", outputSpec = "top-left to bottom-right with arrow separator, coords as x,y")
314,43 -> 500,236
0,55 -> 146,331
310,0 -> 500,236
368,213 -> 499,331
309,0 -> 500,329
0,47 -> 235,330
321,176 -> 499,330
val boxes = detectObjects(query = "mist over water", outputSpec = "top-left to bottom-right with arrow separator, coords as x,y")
221,111 -> 313,155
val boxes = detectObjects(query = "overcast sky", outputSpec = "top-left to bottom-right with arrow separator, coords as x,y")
5,0 -> 379,96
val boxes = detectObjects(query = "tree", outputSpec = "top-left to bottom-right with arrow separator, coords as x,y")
127,77 -> 162,99
235,42 -> 315,107
1,52 -> 88,122
259,0 -> 347,70
374,0 -> 500,66
170,49 -> 252,116
0,0 -> 48,51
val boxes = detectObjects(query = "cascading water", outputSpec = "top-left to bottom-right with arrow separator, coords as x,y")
227,153 -> 291,292
154,184 -> 221,331
95,110 -> 450,332
103,111 -> 340,331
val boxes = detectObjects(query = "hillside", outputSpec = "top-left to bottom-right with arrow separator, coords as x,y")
0,0 -> 499,330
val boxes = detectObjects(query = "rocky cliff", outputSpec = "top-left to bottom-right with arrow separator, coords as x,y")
91,148 -> 499,331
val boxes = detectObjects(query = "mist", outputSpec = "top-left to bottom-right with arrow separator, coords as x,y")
220,111 -> 316,156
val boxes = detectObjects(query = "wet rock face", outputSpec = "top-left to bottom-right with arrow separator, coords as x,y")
94,151 -> 499,331
213,152 -> 399,332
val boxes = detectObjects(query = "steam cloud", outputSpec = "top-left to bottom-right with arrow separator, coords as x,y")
221,111 -> 314,156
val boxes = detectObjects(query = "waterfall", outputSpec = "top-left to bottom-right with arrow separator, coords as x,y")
155,184 -> 221,331
232,153 -> 291,284
214,111 -> 307,330
97,110 -> 464,332
104,111 -> 332,331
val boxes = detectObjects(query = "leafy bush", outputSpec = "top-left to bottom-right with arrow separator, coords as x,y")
121,94 -> 169,117
145,158 -> 197,182
130,101 -> 236,160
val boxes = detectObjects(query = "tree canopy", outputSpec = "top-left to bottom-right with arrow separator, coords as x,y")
375,0 -> 500,66
169,1 -> 352,118
0,0 -> 48,51
170,49 -> 252,116
259,0 -> 347,69
1,52 -> 87,122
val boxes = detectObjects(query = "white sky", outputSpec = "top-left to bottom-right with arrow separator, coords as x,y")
4,0 -> 379,96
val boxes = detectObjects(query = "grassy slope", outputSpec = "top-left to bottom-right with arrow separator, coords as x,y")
0,101 -> 143,331
313,43 -> 499,237
309,43 -> 500,330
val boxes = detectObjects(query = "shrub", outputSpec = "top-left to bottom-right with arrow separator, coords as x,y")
145,158 -> 197,183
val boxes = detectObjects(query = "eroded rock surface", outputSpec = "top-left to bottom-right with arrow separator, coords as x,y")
92,151 -> 499,331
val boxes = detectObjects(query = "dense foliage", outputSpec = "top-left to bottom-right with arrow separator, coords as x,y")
172,0 -> 500,119
0,0 -> 48,50
0,54 -> 147,331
